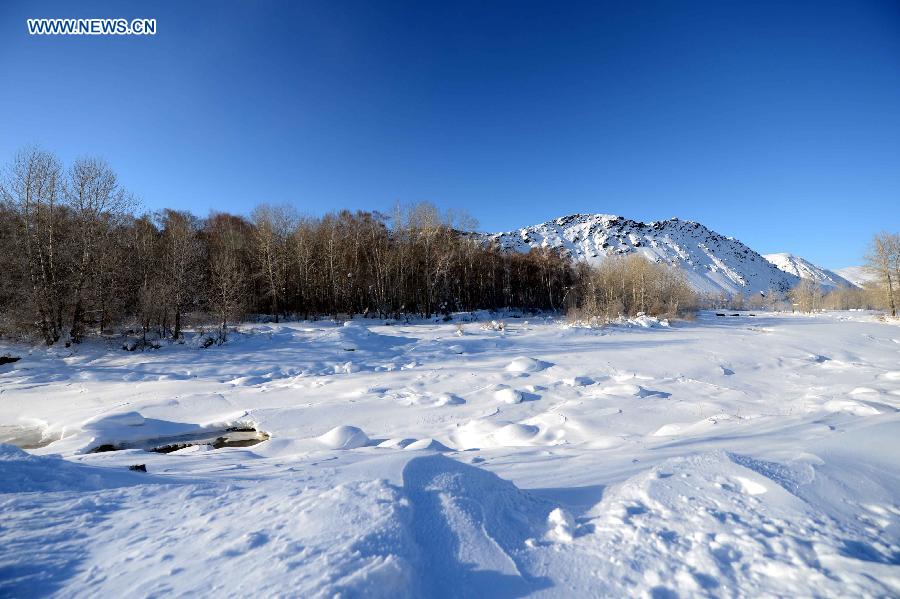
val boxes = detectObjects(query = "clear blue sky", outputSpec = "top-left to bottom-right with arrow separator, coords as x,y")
1,1 -> 898,268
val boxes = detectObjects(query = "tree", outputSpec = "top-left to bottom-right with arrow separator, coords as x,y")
206,213 -> 251,341
865,232 -> 898,317
251,204 -> 294,322
0,148 -> 67,344
160,210 -> 202,339
789,279 -> 823,313
65,157 -> 129,341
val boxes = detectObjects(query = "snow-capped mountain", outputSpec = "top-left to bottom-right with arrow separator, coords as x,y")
488,214 -> 799,295
834,266 -> 876,288
763,253 -> 854,289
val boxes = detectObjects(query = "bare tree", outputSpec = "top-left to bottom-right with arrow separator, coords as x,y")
789,279 -> 823,313
160,210 -> 203,339
0,148 -> 66,344
866,232 -> 898,317
206,213 -> 250,341
65,158 -> 129,341
251,205 -> 294,322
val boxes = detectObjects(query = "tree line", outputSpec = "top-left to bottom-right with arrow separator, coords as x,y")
567,255 -> 697,322
4,148 -> 891,346
1,148 -> 582,345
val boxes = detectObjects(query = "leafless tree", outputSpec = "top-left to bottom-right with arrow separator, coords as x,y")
206,213 -> 250,341
160,210 -> 203,339
251,204 -> 294,322
0,148 -> 67,344
65,157 -> 130,341
866,232 -> 898,317
789,279 -> 823,313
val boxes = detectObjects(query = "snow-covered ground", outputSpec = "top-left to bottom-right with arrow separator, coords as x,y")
1,311 -> 899,597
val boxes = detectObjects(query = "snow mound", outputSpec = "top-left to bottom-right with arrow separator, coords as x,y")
449,419 -> 556,449
404,438 -> 453,452
84,411 -> 146,429
822,400 -> 880,416
493,423 -> 540,446
317,425 -> 370,449
594,383 -> 667,398
579,451 -> 895,597
0,444 -> 143,493
546,507 -> 576,543
391,389 -> 464,407
494,387 -> 523,404
625,314 -> 670,328
401,455 -> 554,596
505,356 -> 551,373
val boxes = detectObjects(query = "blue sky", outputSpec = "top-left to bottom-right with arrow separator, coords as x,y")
1,1 -> 898,268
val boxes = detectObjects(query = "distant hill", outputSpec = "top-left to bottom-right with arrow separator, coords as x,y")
834,266 -> 877,288
763,253 -> 854,289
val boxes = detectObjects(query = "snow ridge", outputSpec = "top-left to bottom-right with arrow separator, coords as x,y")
488,214 -> 799,295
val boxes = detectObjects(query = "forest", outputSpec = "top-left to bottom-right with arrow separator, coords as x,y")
0,148 -> 581,345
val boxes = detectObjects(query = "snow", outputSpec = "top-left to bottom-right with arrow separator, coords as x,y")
317,425 -> 370,449
1,311 -> 899,596
488,214 -> 801,294
836,265 -> 879,288
763,252 -> 855,288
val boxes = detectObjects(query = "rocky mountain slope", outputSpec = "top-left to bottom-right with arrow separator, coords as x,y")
488,214 -> 799,295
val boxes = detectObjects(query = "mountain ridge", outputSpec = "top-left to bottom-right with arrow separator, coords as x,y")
487,213 -> 824,295
762,253 -> 854,289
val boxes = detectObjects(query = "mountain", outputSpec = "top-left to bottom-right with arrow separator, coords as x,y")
834,266 -> 876,288
487,214 -> 799,295
762,253 -> 854,289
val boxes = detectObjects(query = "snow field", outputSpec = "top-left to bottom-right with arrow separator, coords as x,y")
1,310 -> 899,596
